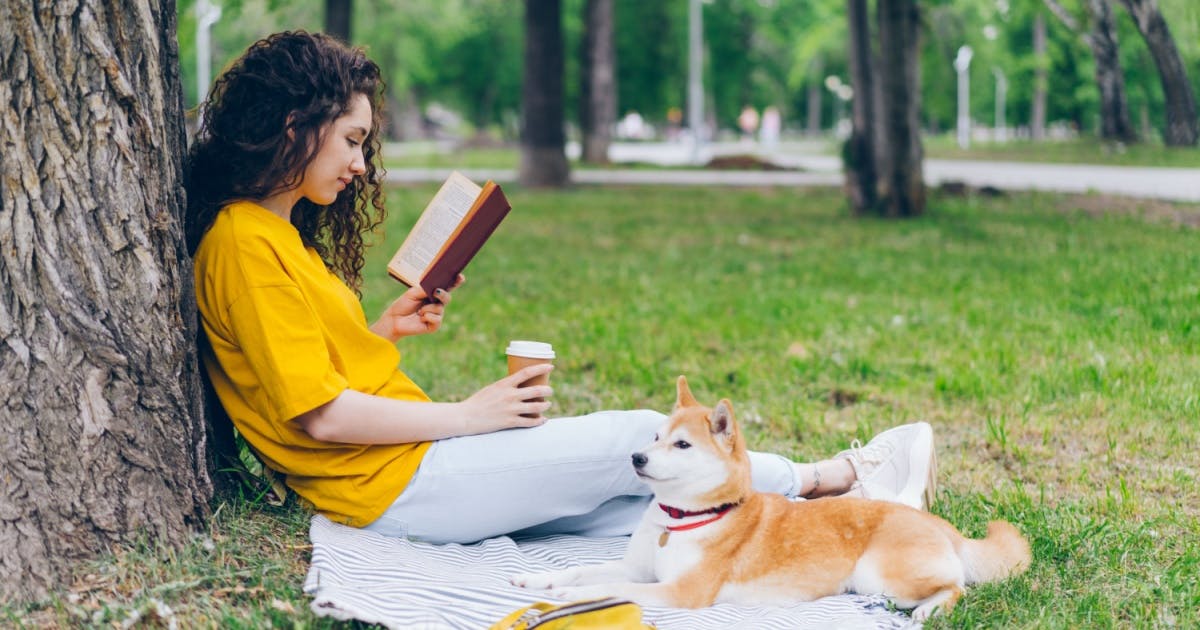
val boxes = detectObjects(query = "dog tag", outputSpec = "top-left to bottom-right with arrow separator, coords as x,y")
658,530 -> 670,547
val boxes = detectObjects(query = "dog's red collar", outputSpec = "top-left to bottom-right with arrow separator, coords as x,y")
659,501 -> 740,521
665,511 -> 729,532
656,502 -> 741,547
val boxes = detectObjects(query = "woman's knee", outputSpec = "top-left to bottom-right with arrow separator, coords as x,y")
553,409 -> 664,457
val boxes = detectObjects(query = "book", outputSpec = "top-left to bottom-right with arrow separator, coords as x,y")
386,171 -> 512,298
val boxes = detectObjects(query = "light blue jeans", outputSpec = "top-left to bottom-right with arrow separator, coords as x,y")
362,409 -> 802,544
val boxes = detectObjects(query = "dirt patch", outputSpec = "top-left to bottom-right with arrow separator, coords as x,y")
936,181 -> 1006,197
1054,193 -> 1200,228
826,388 -> 861,408
705,153 -> 795,171
934,184 -> 1200,229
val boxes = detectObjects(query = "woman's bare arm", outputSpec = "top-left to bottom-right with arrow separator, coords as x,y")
294,363 -> 554,444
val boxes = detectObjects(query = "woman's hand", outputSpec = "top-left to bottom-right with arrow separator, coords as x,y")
457,363 -> 555,433
370,274 -> 465,342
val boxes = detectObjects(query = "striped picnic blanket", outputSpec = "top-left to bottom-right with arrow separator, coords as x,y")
304,515 -> 915,629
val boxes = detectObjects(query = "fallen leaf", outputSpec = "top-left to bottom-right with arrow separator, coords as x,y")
786,342 -> 810,359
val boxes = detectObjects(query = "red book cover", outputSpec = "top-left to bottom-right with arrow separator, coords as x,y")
419,182 -> 511,296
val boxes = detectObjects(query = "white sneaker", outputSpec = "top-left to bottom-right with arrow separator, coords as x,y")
836,422 -> 937,510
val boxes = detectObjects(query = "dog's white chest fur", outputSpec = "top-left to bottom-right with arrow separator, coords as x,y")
650,526 -> 707,581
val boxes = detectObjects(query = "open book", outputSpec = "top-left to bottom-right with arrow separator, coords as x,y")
386,171 -> 512,298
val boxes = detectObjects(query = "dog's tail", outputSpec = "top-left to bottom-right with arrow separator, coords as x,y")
958,520 -> 1032,585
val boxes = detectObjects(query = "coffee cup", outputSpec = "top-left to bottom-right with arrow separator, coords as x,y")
506,341 -> 555,410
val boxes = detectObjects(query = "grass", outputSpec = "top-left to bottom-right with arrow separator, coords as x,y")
13,185 -> 1200,627
924,134 -> 1200,168
384,142 -> 518,170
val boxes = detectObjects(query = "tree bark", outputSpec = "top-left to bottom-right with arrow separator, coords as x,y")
325,0 -> 352,43
875,0 -> 924,217
520,0 -> 570,186
1044,0 -> 1137,142
1032,12 -> 1048,141
0,0 -> 210,604
1116,0 -> 1198,145
844,0 -> 878,214
579,0 -> 616,164
1086,0 -> 1136,142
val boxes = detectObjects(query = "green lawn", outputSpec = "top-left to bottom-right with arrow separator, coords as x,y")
384,143 -> 519,170
924,134 -> 1200,168
13,185 -> 1200,628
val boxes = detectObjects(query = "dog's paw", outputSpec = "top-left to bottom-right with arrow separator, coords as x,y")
510,571 -> 558,590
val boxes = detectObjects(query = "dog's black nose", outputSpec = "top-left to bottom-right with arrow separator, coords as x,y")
631,452 -> 648,469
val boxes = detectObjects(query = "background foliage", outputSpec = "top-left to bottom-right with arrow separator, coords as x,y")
176,0 -> 1200,141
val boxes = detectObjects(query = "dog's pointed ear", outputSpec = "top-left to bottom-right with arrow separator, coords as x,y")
675,375 -> 699,409
709,399 -> 736,443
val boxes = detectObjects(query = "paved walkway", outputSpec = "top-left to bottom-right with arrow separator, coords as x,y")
383,141 -> 1200,203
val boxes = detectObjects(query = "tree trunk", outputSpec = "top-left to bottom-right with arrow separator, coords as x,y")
875,0 -> 924,217
1116,0 -> 1198,145
1044,0 -> 1138,143
579,0 -> 616,164
1086,0 -> 1137,142
1032,12 -> 1048,141
520,0 -> 570,186
844,0 -> 878,214
872,40 -> 888,182
325,0 -> 352,43
0,0 -> 210,604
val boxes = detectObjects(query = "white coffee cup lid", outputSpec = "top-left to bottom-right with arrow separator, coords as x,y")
506,340 -> 555,359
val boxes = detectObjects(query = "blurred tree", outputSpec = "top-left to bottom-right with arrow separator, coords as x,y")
326,0 -> 352,42
1044,0 -> 1137,142
521,0 -> 570,186
1032,11 -> 1048,139
876,0 -> 925,217
1084,0 -> 1137,141
1116,0 -> 1198,145
409,1 -> 521,138
845,0 -> 877,214
174,0 -> 1200,145
0,0 -> 209,603
771,0 -> 848,135
614,0 -> 684,128
580,0 -> 616,163
704,0 -> 758,130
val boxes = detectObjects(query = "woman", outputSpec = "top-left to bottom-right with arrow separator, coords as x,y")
186,31 -> 936,544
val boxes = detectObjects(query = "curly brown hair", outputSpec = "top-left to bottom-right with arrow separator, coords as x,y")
184,30 -> 386,294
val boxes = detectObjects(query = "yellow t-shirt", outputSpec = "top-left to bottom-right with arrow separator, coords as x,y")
193,200 -> 432,527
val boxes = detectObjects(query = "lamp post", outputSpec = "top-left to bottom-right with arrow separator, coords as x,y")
954,45 -> 973,149
993,67 -> 1007,143
824,75 -> 844,133
196,0 -> 222,127
687,0 -> 705,164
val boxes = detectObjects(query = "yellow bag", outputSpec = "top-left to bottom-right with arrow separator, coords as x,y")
489,597 -> 654,630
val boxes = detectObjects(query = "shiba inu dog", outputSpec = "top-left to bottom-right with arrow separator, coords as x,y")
512,376 -> 1031,620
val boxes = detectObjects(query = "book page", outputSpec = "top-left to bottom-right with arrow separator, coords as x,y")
387,172 -> 482,284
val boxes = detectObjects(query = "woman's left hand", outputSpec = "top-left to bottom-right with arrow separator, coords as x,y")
371,274 -> 465,342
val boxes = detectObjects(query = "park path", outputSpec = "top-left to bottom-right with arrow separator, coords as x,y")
383,140 -> 1200,203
